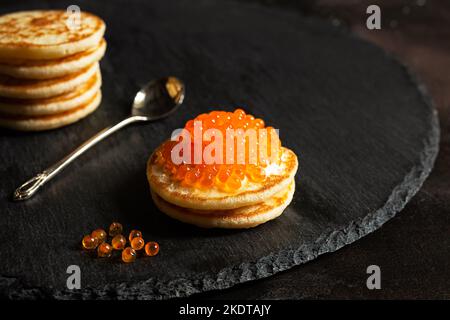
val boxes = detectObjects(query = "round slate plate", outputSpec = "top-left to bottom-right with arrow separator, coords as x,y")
0,0 -> 439,299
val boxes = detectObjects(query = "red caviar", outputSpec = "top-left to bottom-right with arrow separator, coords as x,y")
155,109 -> 282,191
145,241 -> 160,256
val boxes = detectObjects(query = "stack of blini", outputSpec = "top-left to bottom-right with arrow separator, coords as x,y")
147,110 -> 299,229
0,10 -> 106,131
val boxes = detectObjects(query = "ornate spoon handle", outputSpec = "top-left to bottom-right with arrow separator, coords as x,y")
13,116 -> 143,201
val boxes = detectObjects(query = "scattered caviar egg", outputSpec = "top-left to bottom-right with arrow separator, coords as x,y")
130,237 -> 145,250
91,229 -> 107,243
111,234 -> 126,250
122,247 -> 137,263
108,222 -> 123,237
97,242 -> 113,258
128,229 -> 142,242
157,109 -> 281,192
145,241 -> 160,256
82,235 -> 98,250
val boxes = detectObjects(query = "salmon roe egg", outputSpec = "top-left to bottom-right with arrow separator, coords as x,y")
122,247 -> 137,263
155,109 -> 281,192
91,229 -> 107,243
108,222 -> 123,237
111,235 -> 126,250
131,237 -> 145,250
145,241 -> 160,256
97,242 -> 113,258
129,230 -> 142,242
82,235 -> 98,250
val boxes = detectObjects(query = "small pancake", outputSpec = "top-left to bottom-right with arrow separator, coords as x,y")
0,62 -> 98,99
0,10 -> 105,60
0,70 -> 101,116
0,90 -> 101,131
0,39 -> 106,79
147,146 -> 298,210
151,179 -> 295,229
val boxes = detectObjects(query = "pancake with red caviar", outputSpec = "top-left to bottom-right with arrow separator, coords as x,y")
0,10 -> 105,60
147,109 -> 298,211
0,90 -> 101,131
151,180 -> 295,229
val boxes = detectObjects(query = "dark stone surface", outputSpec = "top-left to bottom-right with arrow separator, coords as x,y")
0,0 -> 439,299
199,0 -> 450,300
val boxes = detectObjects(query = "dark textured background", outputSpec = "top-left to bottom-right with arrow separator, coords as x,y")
2,2 -> 448,298
200,0 -> 450,299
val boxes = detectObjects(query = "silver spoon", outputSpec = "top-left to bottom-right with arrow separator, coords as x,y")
13,76 -> 185,201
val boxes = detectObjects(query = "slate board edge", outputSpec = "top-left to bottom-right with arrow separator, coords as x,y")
0,22 -> 440,300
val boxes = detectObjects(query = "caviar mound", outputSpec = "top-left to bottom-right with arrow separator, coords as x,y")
155,109 -> 282,192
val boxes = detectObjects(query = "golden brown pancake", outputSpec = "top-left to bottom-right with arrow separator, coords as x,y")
0,62 -> 98,99
0,39 -> 106,79
151,179 -> 295,229
0,90 -> 101,131
147,146 -> 298,210
0,10 -> 105,60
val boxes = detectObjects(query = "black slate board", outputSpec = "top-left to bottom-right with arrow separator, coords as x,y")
0,0 -> 439,299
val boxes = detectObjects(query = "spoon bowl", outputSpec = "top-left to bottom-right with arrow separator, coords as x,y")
132,76 -> 185,120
